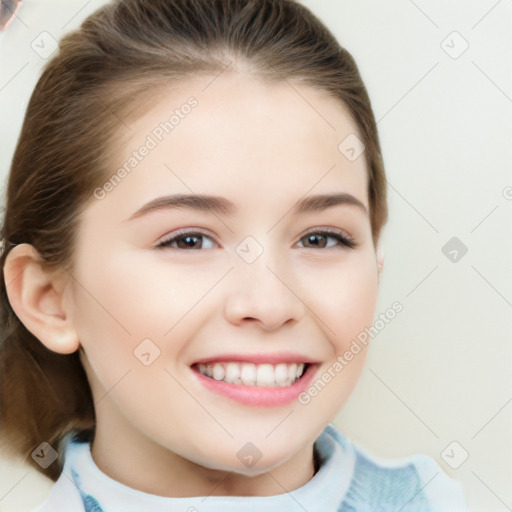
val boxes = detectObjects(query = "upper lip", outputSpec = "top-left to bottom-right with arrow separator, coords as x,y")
191,352 -> 321,365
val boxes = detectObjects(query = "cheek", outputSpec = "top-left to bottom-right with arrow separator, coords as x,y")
302,253 -> 379,352
73,251 -> 205,342
70,252 -> 220,386
72,264 -> 194,436
295,258 -> 377,417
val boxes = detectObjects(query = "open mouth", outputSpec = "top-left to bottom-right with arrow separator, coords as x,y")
191,361 -> 311,387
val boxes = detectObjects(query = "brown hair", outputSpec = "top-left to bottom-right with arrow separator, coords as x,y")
0,0 -> 387,481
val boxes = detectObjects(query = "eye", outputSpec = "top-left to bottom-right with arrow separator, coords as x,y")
156,230 -> 217,250
155,228 -> 356,251
298,228 -> 356,249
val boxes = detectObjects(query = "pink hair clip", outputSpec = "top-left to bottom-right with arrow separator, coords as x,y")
0,0 -> 23,31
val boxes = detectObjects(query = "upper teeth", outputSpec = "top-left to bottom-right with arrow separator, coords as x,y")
197,362 -> 306,387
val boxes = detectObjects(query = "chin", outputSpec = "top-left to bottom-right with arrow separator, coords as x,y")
190,445 -> 295,477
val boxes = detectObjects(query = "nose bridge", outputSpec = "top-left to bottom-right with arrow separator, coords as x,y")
224,235 -> 304,329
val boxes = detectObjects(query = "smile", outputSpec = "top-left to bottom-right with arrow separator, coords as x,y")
196,362 -> 308,387
190,360 -> 319,407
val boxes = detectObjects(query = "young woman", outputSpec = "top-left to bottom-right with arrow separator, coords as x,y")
0,1 -> 467,510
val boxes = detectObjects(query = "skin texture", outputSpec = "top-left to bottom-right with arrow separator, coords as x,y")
4,72 -> 384,497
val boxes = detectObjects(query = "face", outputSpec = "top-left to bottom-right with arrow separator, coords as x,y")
67,72 -> 380,480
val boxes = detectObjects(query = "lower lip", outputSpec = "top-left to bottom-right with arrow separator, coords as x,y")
191,364 -> 319,407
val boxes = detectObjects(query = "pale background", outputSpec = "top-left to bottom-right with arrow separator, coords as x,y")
0,1 -> 511,511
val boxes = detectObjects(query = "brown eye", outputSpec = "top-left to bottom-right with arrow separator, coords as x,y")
157,232 -> 216,250
299,230 -> 356,249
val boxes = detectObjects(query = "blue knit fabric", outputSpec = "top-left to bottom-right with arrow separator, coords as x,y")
71,469 -> 105,512
338,450 -> 430,512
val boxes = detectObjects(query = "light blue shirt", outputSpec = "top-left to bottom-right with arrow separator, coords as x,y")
32,423 -> 468,511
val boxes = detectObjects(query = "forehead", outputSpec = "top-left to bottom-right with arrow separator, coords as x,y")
92,73 -> 369,221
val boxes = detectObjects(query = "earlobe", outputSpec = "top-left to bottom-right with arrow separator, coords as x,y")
3,243 -> 80,354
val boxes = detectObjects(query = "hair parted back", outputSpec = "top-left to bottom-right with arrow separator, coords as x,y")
0,0 -> 387,481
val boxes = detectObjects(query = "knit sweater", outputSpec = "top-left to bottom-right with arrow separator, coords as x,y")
32,424 -> 467,512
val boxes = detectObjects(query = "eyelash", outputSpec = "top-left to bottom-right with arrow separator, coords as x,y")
156,227 -> 357,250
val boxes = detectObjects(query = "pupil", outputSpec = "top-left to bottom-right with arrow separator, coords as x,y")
308,234 -> 325,248
183,236 -> 199,248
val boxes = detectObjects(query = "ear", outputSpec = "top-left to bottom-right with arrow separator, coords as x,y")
376,245 -> 385,278
3,243 -> 79,354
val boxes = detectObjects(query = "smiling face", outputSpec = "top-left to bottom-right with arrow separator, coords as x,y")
65,72 -> 381,495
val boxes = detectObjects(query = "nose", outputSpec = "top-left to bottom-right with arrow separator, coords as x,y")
223,250 -> 306,331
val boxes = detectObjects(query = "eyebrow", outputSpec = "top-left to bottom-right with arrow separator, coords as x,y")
124,192 -> 368,222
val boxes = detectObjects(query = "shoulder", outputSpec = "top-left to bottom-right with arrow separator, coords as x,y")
409,453 -> 468,512
29,470 -> 84,512
324,426 -> 468,512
